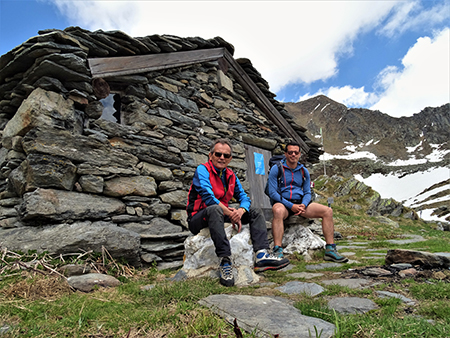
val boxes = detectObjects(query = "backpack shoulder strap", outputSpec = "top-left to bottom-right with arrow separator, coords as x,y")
276,162 -> 283,178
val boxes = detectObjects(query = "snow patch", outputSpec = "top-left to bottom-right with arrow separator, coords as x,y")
321,103 -> 330,112
354,167 -> 450,222
322,151 -> 377,161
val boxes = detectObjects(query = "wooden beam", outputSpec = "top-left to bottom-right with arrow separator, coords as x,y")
88,48 -> 226,78
222,50 -> 309,153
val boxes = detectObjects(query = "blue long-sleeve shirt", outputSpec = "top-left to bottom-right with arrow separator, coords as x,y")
192,163 -> 251,211
267,159 -> 311,210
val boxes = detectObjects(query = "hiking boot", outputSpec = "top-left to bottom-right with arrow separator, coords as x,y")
324,244 -> 348,263
219,257 -> 234,287
254,249 -> 289,272
272,245 -> 284,258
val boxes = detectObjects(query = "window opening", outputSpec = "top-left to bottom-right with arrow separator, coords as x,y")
100,93 -> 121,123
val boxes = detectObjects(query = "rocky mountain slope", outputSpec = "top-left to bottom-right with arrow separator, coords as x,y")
285,95 -> 449,161
284,96 -> 450,223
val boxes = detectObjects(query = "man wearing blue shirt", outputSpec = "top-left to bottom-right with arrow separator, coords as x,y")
267,142 -> 348,263
187,138 -> 289,287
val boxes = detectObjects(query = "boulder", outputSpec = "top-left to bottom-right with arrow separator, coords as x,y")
199,294 -> 336,338
2,88 -> 80,138
8,154 -> 77,195
159,190 -> 187,208
22,127 -> 139,169
0,221 -> 141,265
19,188 -> 125,221
68,273 -> 121,292
103,176 -> 157,197
385,249 -> 450,268
282,222 -> 326,255
182,224 -> 260,286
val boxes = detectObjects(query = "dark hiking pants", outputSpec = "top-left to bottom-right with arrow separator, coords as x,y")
188,204 -> 269,258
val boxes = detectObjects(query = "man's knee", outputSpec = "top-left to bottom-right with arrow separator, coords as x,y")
324,206 -> 333,218
249,206 -> 263,218
272,203 -> 287,219
206,204 -> 223,217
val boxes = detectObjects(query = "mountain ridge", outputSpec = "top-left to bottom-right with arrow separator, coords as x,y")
284,95 -> 450,222
285,95 -> 450,162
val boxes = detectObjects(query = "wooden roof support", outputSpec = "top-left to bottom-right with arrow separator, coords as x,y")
88,48 -> 309,152
222,50 -> 309,153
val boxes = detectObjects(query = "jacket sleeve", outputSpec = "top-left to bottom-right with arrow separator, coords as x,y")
233,175 -> 251,211
301,167 -> 312,207
267,164 -> 294,210
192,165 -> 220,206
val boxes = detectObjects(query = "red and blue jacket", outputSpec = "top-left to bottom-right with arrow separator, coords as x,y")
187,160 -> 251,220
267,158 -> 312,210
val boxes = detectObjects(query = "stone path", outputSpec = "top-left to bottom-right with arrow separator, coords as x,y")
197,234 -> 448,338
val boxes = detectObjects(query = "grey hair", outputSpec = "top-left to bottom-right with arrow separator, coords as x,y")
210,138 -> 233,155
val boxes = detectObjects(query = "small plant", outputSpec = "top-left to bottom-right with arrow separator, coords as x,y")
308,325 -> 323,338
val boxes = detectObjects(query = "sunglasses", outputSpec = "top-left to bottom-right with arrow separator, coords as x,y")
213,152 -> 232,159
287,150 -> 300,155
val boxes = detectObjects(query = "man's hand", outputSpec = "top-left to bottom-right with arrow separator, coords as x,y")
228,207 -> 244,233
292,203 -> 306,216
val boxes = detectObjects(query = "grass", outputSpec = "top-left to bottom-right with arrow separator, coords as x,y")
1,176 -> 449,337
2,240 -> 449,338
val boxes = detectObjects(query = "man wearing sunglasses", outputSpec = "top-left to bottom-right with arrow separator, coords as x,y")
187,138 -> 289,287
267,142 -> 348,263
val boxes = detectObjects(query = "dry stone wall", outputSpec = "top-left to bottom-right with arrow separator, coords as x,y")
0,27 -> 322,267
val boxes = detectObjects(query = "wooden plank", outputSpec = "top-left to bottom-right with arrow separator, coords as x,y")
88,48 -> 226,78
223,50 -> 309,153
245,145 -> 273,211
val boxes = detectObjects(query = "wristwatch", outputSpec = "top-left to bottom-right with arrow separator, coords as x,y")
240,207 -> 247,213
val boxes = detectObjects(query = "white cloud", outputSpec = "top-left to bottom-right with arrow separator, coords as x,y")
378,0 -> 450,37
46,0 -> 396,92
298,85 -> 379,108
370,27 -> 450,117
45,0 -> 448,117
298,27 -> 450,116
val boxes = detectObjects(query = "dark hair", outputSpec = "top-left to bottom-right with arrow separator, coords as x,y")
284,142 -> 301,152
210,138 -> 233,155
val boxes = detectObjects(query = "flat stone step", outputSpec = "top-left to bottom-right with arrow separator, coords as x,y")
199,294 -> 336,338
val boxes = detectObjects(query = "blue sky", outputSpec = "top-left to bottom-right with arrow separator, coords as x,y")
1,0 -> 449,118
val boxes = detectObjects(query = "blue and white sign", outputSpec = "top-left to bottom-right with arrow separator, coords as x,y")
254,152 -> 265,175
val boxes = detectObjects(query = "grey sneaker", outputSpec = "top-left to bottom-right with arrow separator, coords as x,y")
219,257 -> 234,287
254,249 -> 289,272
324,244 -> 348,263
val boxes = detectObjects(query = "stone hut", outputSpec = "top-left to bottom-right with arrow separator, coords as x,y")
0,27 -> 323,268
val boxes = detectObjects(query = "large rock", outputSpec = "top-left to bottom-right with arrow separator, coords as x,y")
19,188 -> 125,221
103,176 -> 157,197
182,224 -> 260,286
159,190 -> 187,208
139,162 -> 173,181
22,127 -> 139,169
199,294 -> 336,338
385,249 -> 450,268
68,273 -> 121,292
0,221 -> 141,265
121,217 -> 185,236
3,88 -> 81,138
282,223 -> 326,255
8,154 -> 77,195
180,152 -> 208,168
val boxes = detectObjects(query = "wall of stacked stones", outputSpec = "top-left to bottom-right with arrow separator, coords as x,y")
0,27 -> 320,267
